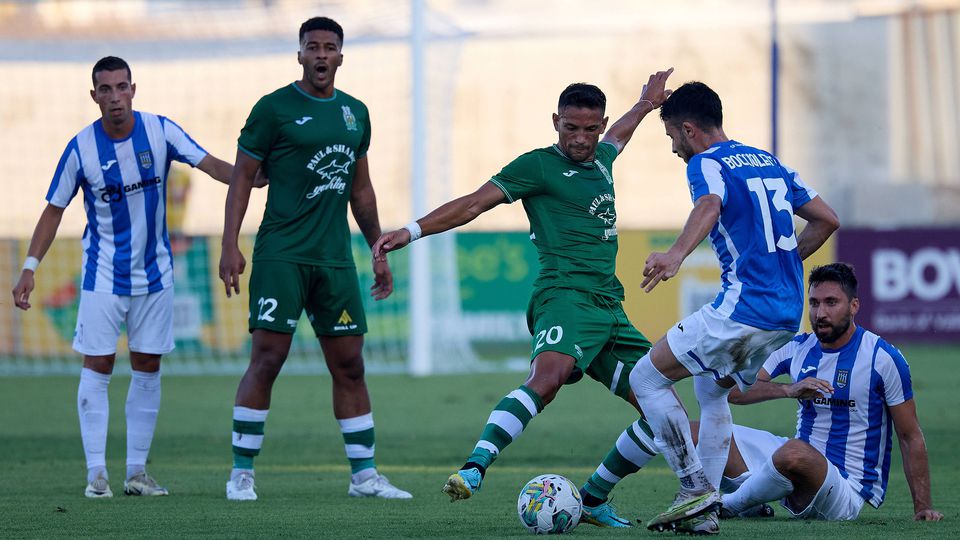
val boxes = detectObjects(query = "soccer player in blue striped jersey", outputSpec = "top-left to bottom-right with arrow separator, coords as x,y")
721,263 -> 942,523
627,81 -> 840,534
11,56 -> 245,498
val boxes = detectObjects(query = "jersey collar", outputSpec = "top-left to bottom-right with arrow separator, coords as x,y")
291,82 -> 338,102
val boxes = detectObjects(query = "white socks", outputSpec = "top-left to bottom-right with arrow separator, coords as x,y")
78,368 -> 164,483
78,368 -> 111,483
629,356 -> 708,492
694,375 -> 733,491
126,370 -> 161,479
721,455 -> 794,514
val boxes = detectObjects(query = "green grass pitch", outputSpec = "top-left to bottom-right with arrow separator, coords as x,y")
2,345 -> 957,538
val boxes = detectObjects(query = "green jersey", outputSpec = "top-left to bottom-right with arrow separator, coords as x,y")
238,83 -> 371,266
489,141 -> 623,299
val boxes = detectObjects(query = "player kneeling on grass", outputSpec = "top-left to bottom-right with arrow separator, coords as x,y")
11,56 -> 242,498
719,263 -> 942,523
374,69 -> 675,528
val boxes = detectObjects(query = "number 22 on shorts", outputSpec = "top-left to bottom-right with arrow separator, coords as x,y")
534,325 -> 564,351
257,297 -> 278,322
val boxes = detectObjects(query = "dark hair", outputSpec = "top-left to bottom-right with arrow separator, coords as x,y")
92,56 -> 131,87
558,83 -> 606,114
809,263 -> 858,299
659,81 -> 722,130
299,17 -> 344,46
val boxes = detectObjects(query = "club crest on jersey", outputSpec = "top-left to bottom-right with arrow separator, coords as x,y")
835,369 -> 849,389
342,105 -> 358,131
138,150 -> 153,170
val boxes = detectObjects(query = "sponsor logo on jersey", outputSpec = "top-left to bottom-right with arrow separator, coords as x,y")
562,170 -> 578,177
574,344 -> 583,358
98,177 -> 162,203
342,105 -> 358,131
835,369 -> 849,389
295,116 -> 313,125
306,144 -> 356,198
800,365 -> 817,374
286,319 -> 298,327
138,150 -> 153,170
588,193 -> 617,240
101,159 -> 117,171
596,208 -> 616,225
812,395 -> 856,408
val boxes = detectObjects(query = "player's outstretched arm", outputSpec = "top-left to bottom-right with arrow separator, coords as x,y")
219,150 -> 260,298
794,196 -> 840,260
12,203 -> 66,310
728,369 -> 834,405
602,67 -> 674,154
641,193 -> 720,292
890,399 -> 944,521
350,156 -> 393,301
196,154 -> 234,185
372,182 -> 506,261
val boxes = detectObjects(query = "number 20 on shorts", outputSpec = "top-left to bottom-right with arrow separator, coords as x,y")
534,325 -> 564,351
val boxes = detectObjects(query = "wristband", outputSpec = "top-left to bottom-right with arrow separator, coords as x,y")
23,256 -> 39,272
403,222 -> 423,242
639,99 -> 655,110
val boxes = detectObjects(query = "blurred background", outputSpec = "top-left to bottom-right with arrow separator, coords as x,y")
1,0 -> 958,375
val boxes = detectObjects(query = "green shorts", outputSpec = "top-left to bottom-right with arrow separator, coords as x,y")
526,287 -> 651,399
248,260 -> 367,337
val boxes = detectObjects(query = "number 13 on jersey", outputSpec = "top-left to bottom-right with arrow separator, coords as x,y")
747,177 -> 798,253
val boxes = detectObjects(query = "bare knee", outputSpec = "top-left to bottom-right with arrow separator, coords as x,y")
772,440 -> 814,475
130,352 -> 161,372
523,353 -> 574,406
248,342 -> 289,383
328,353 -> 366,385
83,355 -> 115,374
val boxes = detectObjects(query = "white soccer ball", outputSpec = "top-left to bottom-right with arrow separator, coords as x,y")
517,474 -> 582,534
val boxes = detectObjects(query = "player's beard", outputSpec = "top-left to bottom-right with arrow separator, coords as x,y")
814,312 -> 852,345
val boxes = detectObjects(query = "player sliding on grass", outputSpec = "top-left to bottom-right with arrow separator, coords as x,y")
626,81 -> 840,534
719,263 -> 942,523
12,56 -> 241,498
219,16 -> 410,501
374,69 -> 674,527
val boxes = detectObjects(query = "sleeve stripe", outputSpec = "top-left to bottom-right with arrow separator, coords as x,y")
598,140 -> 619,157
238,144 -> 265,162
488,178 -> 515,203
700,158 -> 725,199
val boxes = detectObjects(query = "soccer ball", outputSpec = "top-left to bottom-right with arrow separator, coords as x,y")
517,474 -> 582,534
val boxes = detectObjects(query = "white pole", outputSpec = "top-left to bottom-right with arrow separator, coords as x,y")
409,0 -> 432,376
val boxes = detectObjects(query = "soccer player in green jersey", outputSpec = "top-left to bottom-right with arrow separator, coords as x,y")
374,69 -> 675,526
219,16 -> 410,501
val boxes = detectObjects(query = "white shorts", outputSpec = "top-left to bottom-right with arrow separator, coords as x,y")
73,288 -> 175,356
726,425 -> 864,520
666,305 -> 794,391
732,424 -> 789,473
782,458 -> 864,521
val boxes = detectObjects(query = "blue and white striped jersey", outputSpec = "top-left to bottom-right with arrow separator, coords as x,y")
686,140 -> 818,331
764,327 -> 913,508
46,112 -> 207,295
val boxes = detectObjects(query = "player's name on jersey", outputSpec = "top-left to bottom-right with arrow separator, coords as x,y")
718,152 -> 777,170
